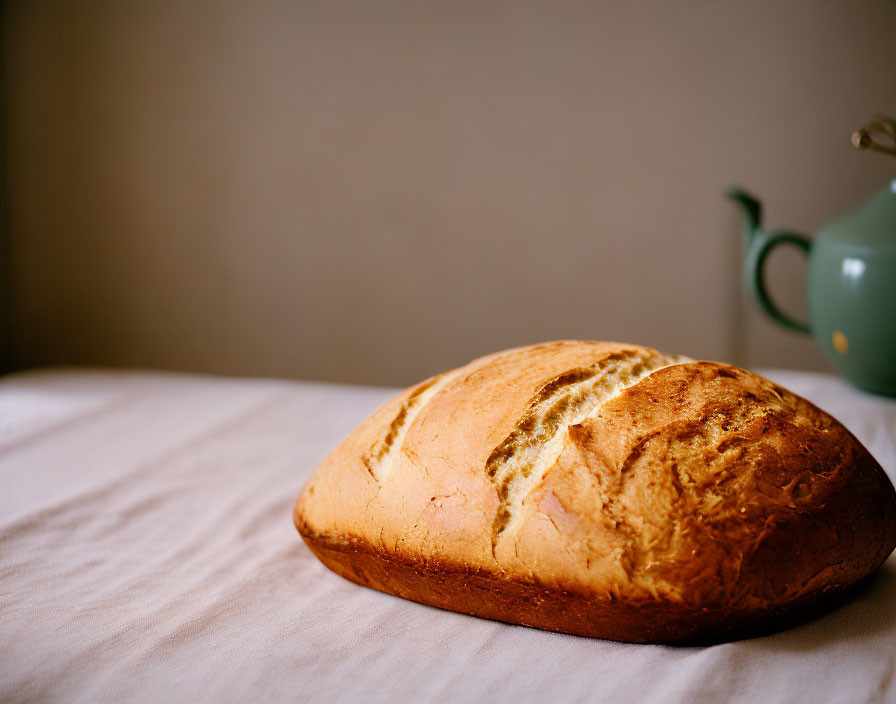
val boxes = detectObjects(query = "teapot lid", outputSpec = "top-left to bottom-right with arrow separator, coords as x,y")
852,114 -> 896,158
821,115 -> 896,246
820,179 -> 896,247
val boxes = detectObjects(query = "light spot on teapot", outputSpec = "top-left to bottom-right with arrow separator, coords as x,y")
841,257 -> 866,291
833,330 -> 849,355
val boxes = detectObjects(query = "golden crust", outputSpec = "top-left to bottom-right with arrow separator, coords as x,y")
294,341 -> 896,643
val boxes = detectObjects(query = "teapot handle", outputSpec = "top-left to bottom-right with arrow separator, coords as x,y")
746,231 -> 812,334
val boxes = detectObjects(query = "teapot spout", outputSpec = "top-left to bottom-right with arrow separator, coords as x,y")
726,187 -> 763,255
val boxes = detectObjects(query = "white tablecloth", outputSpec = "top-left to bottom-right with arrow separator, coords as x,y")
1,367 -> 895,703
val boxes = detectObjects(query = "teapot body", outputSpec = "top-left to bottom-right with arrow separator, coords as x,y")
809,235 -> 896,395
730,180 -> 896,397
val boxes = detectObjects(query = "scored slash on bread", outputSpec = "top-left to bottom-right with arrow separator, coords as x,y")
294,341 -> 896,644
484,348 -> 686,552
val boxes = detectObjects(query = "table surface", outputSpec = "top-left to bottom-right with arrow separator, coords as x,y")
1,367 -> 895,704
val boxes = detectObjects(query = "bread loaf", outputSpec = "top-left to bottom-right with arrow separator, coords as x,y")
293,341 -> 896,643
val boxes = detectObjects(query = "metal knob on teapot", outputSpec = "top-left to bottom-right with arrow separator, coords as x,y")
728,114 -> 896,397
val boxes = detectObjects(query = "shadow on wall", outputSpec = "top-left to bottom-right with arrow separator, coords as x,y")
0,4 -> 9,376
4,0 -> 895,384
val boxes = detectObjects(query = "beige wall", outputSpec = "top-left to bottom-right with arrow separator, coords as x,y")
5,0 -> 895,386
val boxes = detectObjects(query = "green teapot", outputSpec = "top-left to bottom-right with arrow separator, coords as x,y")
728,115 -> 896,397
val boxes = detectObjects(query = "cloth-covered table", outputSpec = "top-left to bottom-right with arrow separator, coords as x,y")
1,367 -> 895,703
